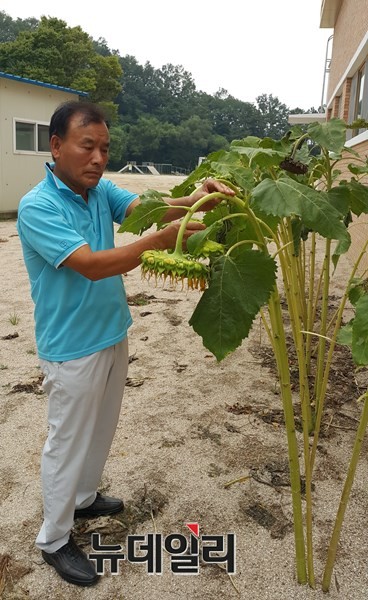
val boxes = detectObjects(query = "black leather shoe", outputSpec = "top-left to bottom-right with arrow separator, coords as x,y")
42,536 -> 99,586
74,492 -> 124,519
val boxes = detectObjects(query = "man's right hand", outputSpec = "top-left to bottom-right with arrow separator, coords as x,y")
158,220 -> 206,251
63,220 -> 206,281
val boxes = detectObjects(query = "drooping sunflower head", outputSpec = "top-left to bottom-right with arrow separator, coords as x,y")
140,250 -> 209,291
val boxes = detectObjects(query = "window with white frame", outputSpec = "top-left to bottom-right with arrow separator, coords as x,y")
347,60 -> 368,139
14,119 -> 50,153
356,66 -> 365,120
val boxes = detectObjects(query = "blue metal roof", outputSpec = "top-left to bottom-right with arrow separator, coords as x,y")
0,71 -> 88,96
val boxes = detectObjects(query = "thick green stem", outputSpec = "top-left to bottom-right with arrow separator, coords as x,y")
268,289 -> 307,584
254,216 -> 280,244
239,208 -> 308,583
279,221 -> 313,431
259,308 -> 274,349
310,237 -> 368,472
322,393 -> 368,592
309,263 -> 324,361
271,241 -> 294,259
310,295 -> 349,473
291,133 -> 309,160
289,284 -> 315,586
312,156 -> 332,397
306,233 -> 316,376
314,239 -> 331,411
243,205 -> 270,253
174,192 -> 232,255
282,219 -> 315,585
226,240 -> 264,256
297,246 -> 307,329
213,178 -> 241,195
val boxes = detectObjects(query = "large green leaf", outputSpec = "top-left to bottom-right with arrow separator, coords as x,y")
230,167 -> 256,192
251,177 -> 302,217
348,278 -> 368,306
327,186 -> 351,216
210,152 -> 255,192
202,203 -> 235,245
259,136 -> 292,153
170,161 -> 212,198
189,251 -> 277,361
347,179 -> 368,216
231,136 -> 261,148
232,146 -> 286,168
347,159 -> 368,175
224,220 -> 259,256
294,143 -> 314,166
332,232 -> 351,270
252,177 -> 349,241
299,187 -> 349,241
337,322 -> 353,347
186,222 -> 221,255
210,151 -> 242,172
352,295 -> 368,365
118,192 -> 169,234
202,203 -> 231,227
307,119 -> 346,154
291,217 -> 303,257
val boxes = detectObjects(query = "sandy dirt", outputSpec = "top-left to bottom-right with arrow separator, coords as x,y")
1,174 -> 368,599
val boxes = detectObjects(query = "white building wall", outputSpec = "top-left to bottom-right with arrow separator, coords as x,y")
0,78 -> 78,217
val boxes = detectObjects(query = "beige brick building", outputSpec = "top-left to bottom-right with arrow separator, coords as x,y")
323,0 -> 368,132
320,0 -> 368,268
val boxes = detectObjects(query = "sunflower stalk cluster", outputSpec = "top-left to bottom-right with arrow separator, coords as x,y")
119,118 -> 368,592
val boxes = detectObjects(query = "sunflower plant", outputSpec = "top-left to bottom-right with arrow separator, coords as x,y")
119,118 -> 368,591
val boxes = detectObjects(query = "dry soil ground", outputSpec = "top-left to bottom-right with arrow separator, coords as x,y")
1,174 -> 368,599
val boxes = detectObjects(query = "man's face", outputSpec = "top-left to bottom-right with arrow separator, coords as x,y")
50,113 -> 110,198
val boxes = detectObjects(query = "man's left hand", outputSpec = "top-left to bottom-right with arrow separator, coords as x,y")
190,179 -> 235,211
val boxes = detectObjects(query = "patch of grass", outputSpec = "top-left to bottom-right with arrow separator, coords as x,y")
127,292 -> 155,306
0,364 -> 8,370
8,312 -> 20,326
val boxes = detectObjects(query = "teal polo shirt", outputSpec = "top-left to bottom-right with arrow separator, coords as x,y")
17,164 -> 138,362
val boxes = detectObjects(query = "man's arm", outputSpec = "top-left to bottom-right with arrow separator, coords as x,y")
125,179 -> 235,220
64,179 -> 235,280
63,220 -> 205,281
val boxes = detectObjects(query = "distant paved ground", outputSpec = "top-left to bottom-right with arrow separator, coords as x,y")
105,173 -> 186,195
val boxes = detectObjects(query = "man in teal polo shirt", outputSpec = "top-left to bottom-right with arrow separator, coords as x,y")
17,100 -> 234,587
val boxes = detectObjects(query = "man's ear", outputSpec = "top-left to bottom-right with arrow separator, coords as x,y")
50,135 -> 62,159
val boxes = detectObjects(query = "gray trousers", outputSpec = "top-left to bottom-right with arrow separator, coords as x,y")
36,339 -> 129,553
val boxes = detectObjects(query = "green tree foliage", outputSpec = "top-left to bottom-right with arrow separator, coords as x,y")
172,116 -> 227,169
0,16 -> 122,102
108,124 -> 128,167
117,56 -> 159,122
154,63 -> 196,124
0,12 -> 313,169
205,89 -> 265,139
126,115 -> 168,160
256,93 -> 290,138
92,36 -> 119,57
0,10 -> 37,43
117,56 -> 196,125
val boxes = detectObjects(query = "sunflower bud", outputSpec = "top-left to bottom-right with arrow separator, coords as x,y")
195,240 -> 225,258
141,250 -> 209,290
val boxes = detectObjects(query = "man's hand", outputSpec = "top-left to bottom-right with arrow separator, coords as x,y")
190,179 -> 235,211
127,178 -> 237,225
158,220 -> 206,251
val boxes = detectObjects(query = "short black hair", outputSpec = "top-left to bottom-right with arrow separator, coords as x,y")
49,101 -> 108,140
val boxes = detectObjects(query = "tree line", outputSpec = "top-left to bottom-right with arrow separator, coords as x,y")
0,12 -> 317,170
